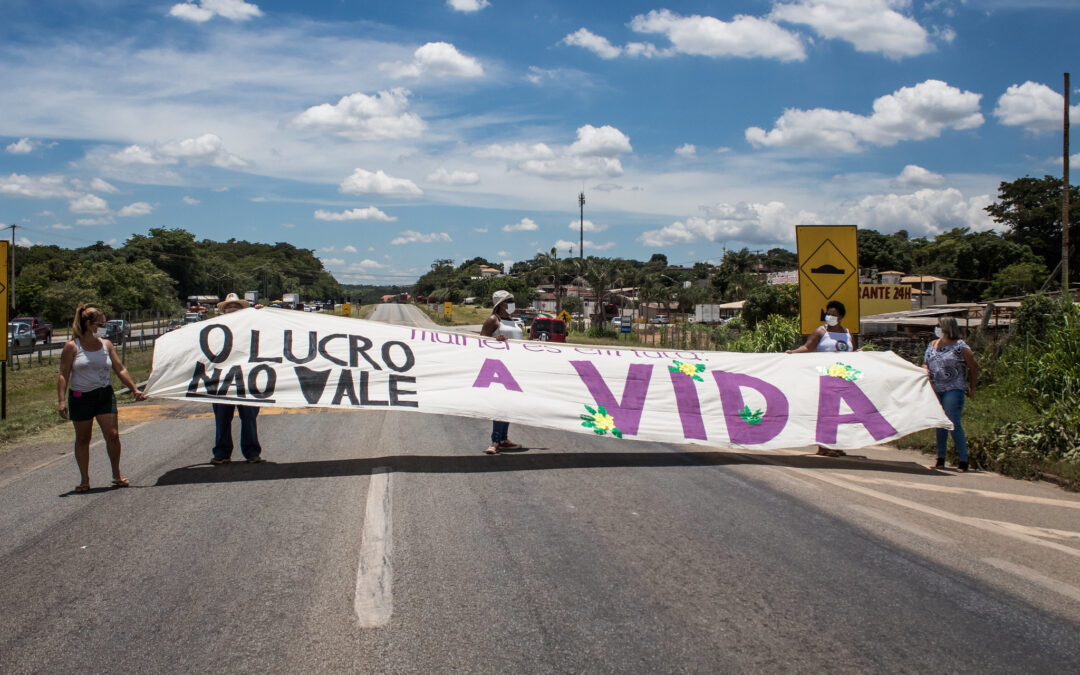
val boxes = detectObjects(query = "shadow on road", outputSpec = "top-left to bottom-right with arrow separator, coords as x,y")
154,448 -> 940,486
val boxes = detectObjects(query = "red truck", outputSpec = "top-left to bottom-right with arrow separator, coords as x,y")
12,317 -> 53,343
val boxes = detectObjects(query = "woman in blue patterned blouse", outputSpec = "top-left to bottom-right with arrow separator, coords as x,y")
923,316 -> 979,471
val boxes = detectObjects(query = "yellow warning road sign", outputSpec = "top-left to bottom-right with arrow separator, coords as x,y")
796,225 -> 860,335
443,302 -> 453,318
557,310 -> 572,324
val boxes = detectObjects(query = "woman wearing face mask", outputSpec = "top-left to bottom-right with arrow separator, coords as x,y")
786,300 -> 852,354
787,300 -> 852,456
923,316 -> 978,471
480,289 -> 523,454
58,304 -> 147,493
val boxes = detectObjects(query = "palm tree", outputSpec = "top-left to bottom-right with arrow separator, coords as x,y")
576,257 -> 622,328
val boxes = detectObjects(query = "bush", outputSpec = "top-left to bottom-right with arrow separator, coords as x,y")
729,315 -> 801,353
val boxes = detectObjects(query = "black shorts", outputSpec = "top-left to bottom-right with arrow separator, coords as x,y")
68,386 -> 117,422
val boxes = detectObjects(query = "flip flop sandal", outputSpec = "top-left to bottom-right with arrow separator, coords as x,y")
74,483 -> 90,493
485,445 -> 499,454
112,477 -> 130,488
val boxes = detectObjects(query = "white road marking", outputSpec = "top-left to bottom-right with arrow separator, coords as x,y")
0,421 -> 150,490
354,467 -> 393,627
831,472 -> 1080,510
848,504 -> 951,544
752,454 -> 1080,560
983,558 -> 1080,603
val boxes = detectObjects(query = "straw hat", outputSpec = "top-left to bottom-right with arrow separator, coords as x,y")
492,289 -> 514,308
216,292 -> 250,311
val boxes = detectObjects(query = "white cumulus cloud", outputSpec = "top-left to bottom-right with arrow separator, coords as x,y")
503,218 -> 539,232
994,81 -> 1079,133
343,245 -> 358,253
0,174 -> 78,199
69,194 -> 110,214
746,79 -> 983,152
638,201 -> 807,247
292,88 -> 425,140
168,0 -> 262,23
843,188 -> 996,236
447,0 -> 489,12
675,143 -> 697,158
895,164 -> 945,188
562,29 -> 624,59
382,42 -> 483,79
183,196 -> 200,205
555,238 -> 615,251
339,169 -> 422,196
110,133 -> 246,168
475,125 -> 631,180
568,219 -> 607,232
118,201 -> 154,217
5,138 -> 35,154
568,125 -> 633,157
427,167 -> 480,186
629,9 -> 806,62
313,207 -> 396,221
390,230 -> 452,244
770,0 -> 932,59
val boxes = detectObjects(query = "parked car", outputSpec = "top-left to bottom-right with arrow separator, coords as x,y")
167,320 -> 184,332
106,319 -> 131,343
650,314 -> 669,324
7,322 -> 35,354
11,316 -> 52,343
529,317 -> 567,342
610,317 -> 622,326
182,312 -> 202,325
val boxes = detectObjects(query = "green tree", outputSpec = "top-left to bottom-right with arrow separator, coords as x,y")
857,229 -> 917,273
914,228 -> 1039,302
740,283 -> 799,329
984,175 -> 1080,276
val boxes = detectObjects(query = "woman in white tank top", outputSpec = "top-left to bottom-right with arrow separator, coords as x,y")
481,290 -> 524,454
58,304 -> 146,493
785,300 -> 852,456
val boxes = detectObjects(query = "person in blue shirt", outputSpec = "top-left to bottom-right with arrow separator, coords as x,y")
923,316 -> 979,472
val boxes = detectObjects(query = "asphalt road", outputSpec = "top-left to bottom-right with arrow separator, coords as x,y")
1,304 -> 1079,673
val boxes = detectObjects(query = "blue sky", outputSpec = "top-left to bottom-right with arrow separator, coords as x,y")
1,0 -> 1076,284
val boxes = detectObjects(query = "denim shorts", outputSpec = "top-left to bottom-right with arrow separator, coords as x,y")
68,385 -> 117,422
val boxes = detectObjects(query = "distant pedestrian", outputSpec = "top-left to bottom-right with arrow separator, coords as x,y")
481,289 -> 523,454
210,293 -> 264,464
787,300 -> 852,457
58,304 -> 147,493
923,316 -> 978,472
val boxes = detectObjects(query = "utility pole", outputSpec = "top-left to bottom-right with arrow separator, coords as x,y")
578,191 -> 585,261
551,246 -> 562,314
1064,72 -> 1071,296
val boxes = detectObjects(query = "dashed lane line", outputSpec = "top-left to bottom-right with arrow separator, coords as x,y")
355,467 -> 393,628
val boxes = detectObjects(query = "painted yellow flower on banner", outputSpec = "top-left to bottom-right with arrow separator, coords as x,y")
817,362 -> 862,382
668,360 -> 706,382
580,404 -> 623,438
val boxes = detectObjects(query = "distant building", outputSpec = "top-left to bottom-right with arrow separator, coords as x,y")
479,266 -> 502,278
901,275 -> 948,307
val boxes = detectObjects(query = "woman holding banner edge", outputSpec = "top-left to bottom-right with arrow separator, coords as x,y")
480,289 -> 523,454
786,299 -> 852,457
58,304 -> 147,493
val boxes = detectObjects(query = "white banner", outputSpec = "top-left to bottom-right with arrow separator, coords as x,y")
144,308 -> 951,450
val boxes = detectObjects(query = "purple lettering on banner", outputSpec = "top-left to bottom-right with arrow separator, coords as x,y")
570,362 -> 653,436
816,376 -> 897,445
712,371 -> 789,445
472,358 -> 523,392
669,370 -> 707,440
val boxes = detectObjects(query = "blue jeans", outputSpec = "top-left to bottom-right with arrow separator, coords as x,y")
213,403 -> 262,460
491,420 -> 510,444
935,389 -> 966,462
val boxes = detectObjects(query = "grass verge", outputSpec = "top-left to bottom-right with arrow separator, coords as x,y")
0,343 -> 154,451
